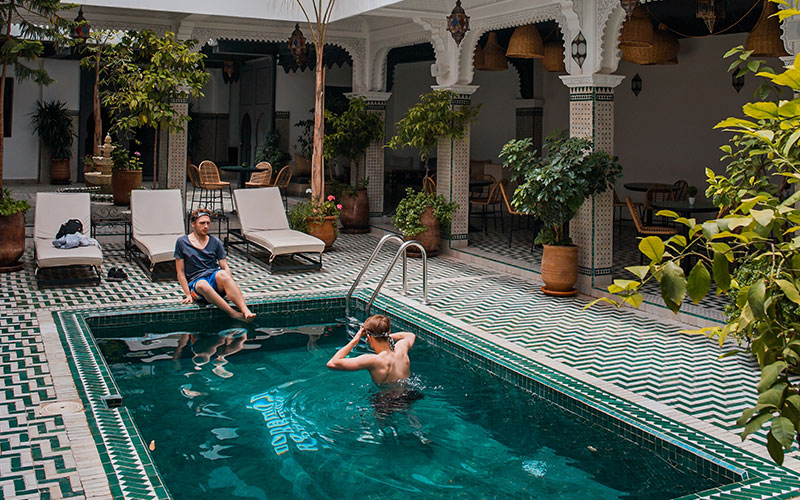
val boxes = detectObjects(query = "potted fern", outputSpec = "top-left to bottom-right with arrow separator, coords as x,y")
501,132 -> 621,295
393,188 -> 458,257
30,100 -> 75,184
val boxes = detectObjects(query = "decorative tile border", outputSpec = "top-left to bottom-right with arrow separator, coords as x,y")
52,290 -> 800,499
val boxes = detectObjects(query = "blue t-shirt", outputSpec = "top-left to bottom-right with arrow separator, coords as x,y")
174,235 -> 227,283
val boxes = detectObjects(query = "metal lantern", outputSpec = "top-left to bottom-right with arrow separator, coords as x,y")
72,7 -> 90,42
571,32 -> 587,68
620,0 -> 639,19
732,72 -> 745,93
631,73 -> 643,96
288,23 -> 308,66
446,0 -> 470,46
696,0 -> 722,34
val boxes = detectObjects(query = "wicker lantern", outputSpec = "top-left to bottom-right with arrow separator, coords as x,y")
542,41 -> 566,72
619,4 -> 654,48
482,32 -> 508,71
622,25 -> 678,65
745,0 -> 789,58
473,43 -> 488,71
506,25 -> 544,59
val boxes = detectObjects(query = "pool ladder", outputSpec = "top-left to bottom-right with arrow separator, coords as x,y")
345,234 -> 430,316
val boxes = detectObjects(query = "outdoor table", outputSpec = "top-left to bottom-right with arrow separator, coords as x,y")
219,165 -> 260,189
90,206 -> 132,258
623,182 -> 678,192
649,199 -> 717,217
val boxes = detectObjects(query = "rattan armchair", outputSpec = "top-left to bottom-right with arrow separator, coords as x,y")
246,163 -> 273,188
270,165 -> 292,207
198,160 -> 235,214
499,180 -> 535,251
626,196 -> 677,263
470,179 -> 503,234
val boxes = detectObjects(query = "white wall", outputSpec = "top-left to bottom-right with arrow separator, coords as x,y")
385,61 -> 435,165
275,62 -> 352,157
539,33 -> 786,201
5,59 -> 80,180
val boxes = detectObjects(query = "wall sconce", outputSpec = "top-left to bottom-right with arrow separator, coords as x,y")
732,72 -> 745,93
222,60 -> 239,84
631,73 -> 642,96
288,23 -> 308,66
446,0 -> 470,45
571,32 -> 586,68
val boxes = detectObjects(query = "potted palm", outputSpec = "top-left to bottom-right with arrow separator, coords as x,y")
111,145 -> 142,206
287,194 -> 341,250
30,100 -> 75,184
392,187 -> 458,257
501,132 -> 622,295
0,189 -> 30,271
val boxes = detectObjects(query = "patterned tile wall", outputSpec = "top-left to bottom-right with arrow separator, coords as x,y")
365,103 -> 387,217
274,111 -> 290,155
167,99 -> 189,194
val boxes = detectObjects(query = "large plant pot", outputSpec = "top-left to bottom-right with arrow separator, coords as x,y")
339,188 -> 370,234
0,211 -> 26,272
404,205 -> 439,258
111,169 -> 142,206
307,215 -> 337,251
541,244 -> 578,296
50,158 -> 70,184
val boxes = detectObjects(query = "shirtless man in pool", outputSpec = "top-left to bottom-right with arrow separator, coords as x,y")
326,314 -> 415,384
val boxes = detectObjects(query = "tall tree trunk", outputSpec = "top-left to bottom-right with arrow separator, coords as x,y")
311,51 -> 325,204
93,52 -> 102,156
0,0 -> 13,196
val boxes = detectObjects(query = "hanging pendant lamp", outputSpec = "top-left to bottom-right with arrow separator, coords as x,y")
619,4 -> 654,48
542,41 -> 566,72
622,24 -> 678,65
506,25 -> 544,59
474,43 -> 488,71
482,32 -> 508,71
745,0 -> 789,58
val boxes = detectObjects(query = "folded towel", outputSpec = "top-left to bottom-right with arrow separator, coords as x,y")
52,232 -> 98,249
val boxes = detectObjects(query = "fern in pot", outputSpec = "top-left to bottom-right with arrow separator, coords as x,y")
392,187 -> 458,257
30,100 -> 75,184
500,132 -> 622,295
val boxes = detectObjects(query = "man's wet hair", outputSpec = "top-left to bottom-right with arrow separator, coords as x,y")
364,315 -> 391,339
190,208 -> 212,223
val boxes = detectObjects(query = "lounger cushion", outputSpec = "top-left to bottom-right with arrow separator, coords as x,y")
233,187 -> 290,233
34,193 -> 91,240
245,229 -> 325,257
134,235 -> 181,265
131,190 -> 185,236
34,238 -> 103,268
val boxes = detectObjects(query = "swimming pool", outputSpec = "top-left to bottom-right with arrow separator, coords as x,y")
53,292 -> 800,499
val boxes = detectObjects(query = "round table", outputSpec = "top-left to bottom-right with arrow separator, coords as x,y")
650,199 -> 717,216
623,182 -> 678,192
219,165 -> 261,189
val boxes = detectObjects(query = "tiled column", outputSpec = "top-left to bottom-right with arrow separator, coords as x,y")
559,74 -> 624,291
167,98 -> 189,195
346,92 -> 391,216
274,111 -> 291,155
433,85 -> 478,249
514,98 -> 544,155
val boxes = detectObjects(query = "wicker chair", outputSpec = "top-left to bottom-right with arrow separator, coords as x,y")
422,175 -> 436,195
613,189 -> 640,236
246,163 -> 273,188
672,179 -> 689,201
470,179 -> 503,234
499,180 -> 535,251
627,197 -> 677,263
469,173 -> 495,202
644,185 -> 674,225
187,164 -> 203,210
270,165 -> 293,207
198,160 -> 234,214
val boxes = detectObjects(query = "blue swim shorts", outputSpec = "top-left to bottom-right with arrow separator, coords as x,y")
189,270 -> 226,303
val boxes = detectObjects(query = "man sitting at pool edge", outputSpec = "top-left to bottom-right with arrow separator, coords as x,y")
326,315 -> 415,384
175,208 -> 255,321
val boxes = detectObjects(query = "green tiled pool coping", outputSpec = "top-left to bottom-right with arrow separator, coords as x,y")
52,289 -> 800,500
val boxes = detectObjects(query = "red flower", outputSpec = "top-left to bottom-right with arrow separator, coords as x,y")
336,204 -> 342,209
327,195 -> 335,201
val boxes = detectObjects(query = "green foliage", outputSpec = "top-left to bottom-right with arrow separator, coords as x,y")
288,195 -> 341,234
324,97 -> 384,170
687,185 -> 698,197
592,26 -> 800,463
501,132 -> 622,246
387,90 -> 480,175
0,188 -> 30,216
392,187 -> 458,237
295,116 -> 314,158
101,30 -> 208,136
328,178 -> 368,200
110,144 -> 141,171
29,100 -> 75,159
255,129 -> 290,168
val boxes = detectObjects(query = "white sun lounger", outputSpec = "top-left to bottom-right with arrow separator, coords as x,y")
131,189 -> 184,280
34,192 -> 103,287
229,187 -> 325,272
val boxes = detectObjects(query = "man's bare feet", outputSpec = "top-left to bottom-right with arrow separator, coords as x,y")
242,308 -> 256,322
228,310 -> 245,321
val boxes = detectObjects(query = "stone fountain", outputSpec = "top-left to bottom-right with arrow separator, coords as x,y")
84,135 -> 114,193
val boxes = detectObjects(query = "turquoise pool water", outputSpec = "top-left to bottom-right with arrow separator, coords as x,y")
96,316 -> 722,499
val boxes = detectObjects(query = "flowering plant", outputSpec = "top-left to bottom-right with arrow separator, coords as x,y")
288,194 -> 341,234
128,151 -> 143,171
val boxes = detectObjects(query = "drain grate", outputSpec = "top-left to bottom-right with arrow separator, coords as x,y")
39,400 -> 84,415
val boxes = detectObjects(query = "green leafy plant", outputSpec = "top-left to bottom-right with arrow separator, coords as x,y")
324,97 -> 384,182
295,116 -> 314,159
110,144 -> 141,171
392,187 -> 458,237
0,0 -> 73,194
101,30 -> 208,187
30,100 -> 75,160
592,8 -> 800,464
0,188 -> 30,216
500,132 -> 622,246
687,185 -> 698,197
255,129 -> 290,168
288,194 -> 342,234
387,90 -> 480,177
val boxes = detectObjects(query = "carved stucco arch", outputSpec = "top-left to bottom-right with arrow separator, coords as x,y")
370,33 -> 436,91
596,0 -> 625,74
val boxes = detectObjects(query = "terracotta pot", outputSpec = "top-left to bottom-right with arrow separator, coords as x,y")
0,211 -> 26,271
404,205 -> 439,257
50,158 -> 70,185
339,188 -> 370,233
308,215 -> 337,250
111,169 -> 142,206
541,244 -> 578,294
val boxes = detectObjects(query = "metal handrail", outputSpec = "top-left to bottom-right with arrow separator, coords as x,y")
345,234 -> 430,316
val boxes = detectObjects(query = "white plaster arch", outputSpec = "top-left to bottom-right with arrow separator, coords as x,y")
597,0 -> 625,74
369,33 -> 435,91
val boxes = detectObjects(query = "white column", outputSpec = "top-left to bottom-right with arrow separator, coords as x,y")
559,74 -> 624,291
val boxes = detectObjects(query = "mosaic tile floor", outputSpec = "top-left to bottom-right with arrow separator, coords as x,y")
0,201 -> 791,498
